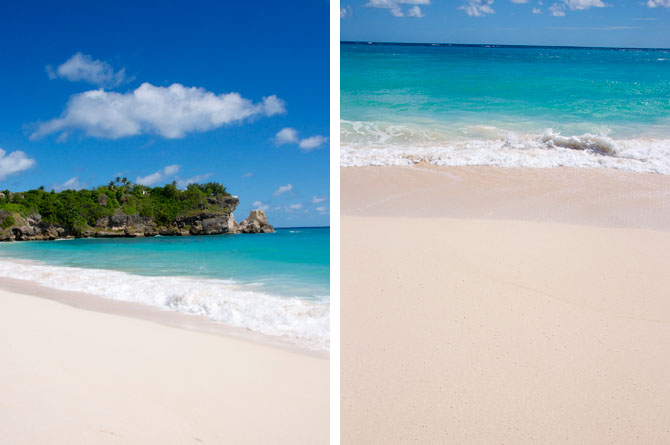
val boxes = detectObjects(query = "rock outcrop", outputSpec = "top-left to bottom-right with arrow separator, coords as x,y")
238,210 -> 274,233
0,196 -> 274,242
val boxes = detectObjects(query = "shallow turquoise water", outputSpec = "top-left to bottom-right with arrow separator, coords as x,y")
341,43 -> 670,172
0,227 -> 329,300
0,228 -> 330,349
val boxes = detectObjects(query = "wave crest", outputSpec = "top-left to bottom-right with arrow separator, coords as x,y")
0,259 -> 330,350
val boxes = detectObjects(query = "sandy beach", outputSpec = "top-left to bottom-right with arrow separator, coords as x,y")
0,279 -> 328,444
342,165 -> 670,443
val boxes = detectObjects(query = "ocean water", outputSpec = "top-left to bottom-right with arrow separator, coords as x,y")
341,42 -> 670,173
0,227 -> 330,350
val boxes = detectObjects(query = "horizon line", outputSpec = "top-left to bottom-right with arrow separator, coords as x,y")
340,40 -> 670,52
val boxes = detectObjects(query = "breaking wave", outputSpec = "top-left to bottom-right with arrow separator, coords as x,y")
0,259 -> 329,351
341,120 -> 670,174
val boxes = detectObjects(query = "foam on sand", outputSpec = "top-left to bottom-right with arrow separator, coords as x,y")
0,259 -> 329,350
341,120 -> 670,174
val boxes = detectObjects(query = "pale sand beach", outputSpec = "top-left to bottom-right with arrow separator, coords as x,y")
342,165 -> 670,444
0,279 -> 328,444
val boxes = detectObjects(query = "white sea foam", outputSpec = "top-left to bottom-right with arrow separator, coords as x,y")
0,259 -> 329,351
341,120 -> 670,174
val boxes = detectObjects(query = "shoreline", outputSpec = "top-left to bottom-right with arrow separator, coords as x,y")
0,283 -> 328,444
342,165 -> 670,443
0,273 -> 327,358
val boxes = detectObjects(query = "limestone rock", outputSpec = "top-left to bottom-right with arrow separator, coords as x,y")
238,210 -> 274,234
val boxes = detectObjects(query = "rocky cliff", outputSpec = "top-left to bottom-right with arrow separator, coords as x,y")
0,195 -> 274,242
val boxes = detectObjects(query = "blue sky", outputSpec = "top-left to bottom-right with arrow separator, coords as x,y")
0,0 -> 329,227
341,0 -> 670,48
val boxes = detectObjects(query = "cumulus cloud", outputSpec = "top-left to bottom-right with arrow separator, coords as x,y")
365,0 -> 429,17
287,203 -> 303,210
316,206 -> 328,215
274,127 -> 299,145
460,0 -> 495,16
0,149 -> 36,180
563,0 -> 605,9
312,196 -> 326,203
46,53 -> 127,88
273,183 -> 293,196
510,0 -> 529,3
299,135 -> 328,151
31,83 -> 286,140
176,173 -> 213,188
549,3 -> 566,15
136,164 -> 180,186
252,200 -> 270,211
275,128 -> 328,151
533,7 -> 542,13
53,176 -> 83,192
341,5 -> 353,17
647,0 -> 670,6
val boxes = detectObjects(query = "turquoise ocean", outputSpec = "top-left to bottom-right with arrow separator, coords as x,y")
341,42 -> 670,173
0,227 -> 330,350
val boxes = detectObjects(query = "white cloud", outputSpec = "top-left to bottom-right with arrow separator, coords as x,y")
242,172 -> 253,178
32,83 -> 286,140
341,5 -> 353,17
136,164 -> 180,186
299,135 -> 328,151
563,0 -> 605,9
647,0 -> 670,6
288,203 -> 303,210
533,7 -> 542,13
365,0 -> 429,17
273,183 -> 293,196
460,0 -> 495,16
510,0 -> 529,3
0,149 -> 36,180
176,173 -> 213,188
47,53 -> 127,88
276,128 -> 328,151
274,127 -> 299,145
407,6 -> 425,16
549,3 -> 566,15
53,176 -> 83,191
312,196 -> 326,203
252,201 -> 270,211
316,206 -> 328,215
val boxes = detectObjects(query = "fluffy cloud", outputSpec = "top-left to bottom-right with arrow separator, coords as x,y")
136,164 -> 180,186
273,183 -> 293,196
47,53 -> 127,88
176,173 -> 213,189
563,0 -> 605,9
275,128 -> 328,151
312,196 -> 326,203
316,206 -> 328,215
0,148 -> 36,180
287,203 -> 303,210
32,83 -> 286,140
549,3 -> 566,15
549,0 -> 606,15
252,201 -> 270,211
274,127 -> 299,145
647,0 -> 670,6
365,0 -> 429,17
299,135 -> 328,151
532,7 -> 542,13
341,5 -> 353,17
460,0 -> 495,16
510,0 -> 529,3
53,176 -> 83,192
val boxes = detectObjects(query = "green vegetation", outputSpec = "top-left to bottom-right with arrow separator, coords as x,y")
0,179 -> 232,234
